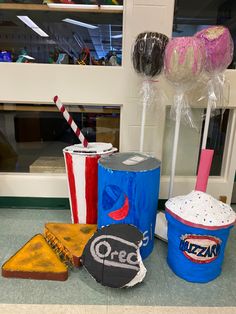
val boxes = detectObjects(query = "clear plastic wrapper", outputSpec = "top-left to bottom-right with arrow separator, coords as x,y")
207,74 -> 229,110
194,74 -> 230,122
170,90 -> 197,129
139,79 -> 168,111
164,37 -> 205,198
132,31 -> 169,151
132,31 -> 169,109
195,26 -> 233,75
195,26 -> 233,149
195,26 -> 233,114
132,32 -> 169,78
164,37 -> 205,128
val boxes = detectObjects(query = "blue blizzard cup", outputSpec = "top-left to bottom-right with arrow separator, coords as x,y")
98,152 -> 161,259
165,189 -> 236,284
165,212 -> 234,283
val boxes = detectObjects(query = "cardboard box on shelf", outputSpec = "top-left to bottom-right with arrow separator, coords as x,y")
29,156 -> 65,173
96,116 -> 119,150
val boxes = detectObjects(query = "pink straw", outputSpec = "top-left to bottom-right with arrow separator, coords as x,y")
195,149 -> 214,192
53,96 -> 88,148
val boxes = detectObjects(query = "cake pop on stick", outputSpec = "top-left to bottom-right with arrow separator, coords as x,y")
164,37 -> 205,197
132,32 -> 169,152
53,96 -> 88,148
195,26 -> 233,150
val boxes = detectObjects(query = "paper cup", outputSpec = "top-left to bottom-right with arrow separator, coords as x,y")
63,142 -> 117,224
98,152 -> 161,259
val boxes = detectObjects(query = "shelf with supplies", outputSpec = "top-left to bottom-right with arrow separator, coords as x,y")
0,3 -> 123,13
0,2 -> 123,65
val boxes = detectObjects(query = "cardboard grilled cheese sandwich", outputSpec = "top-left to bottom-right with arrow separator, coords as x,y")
44,223 -> 97,267
2,234 -> 68,281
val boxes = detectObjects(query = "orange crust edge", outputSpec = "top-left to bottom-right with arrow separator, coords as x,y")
44,228 -> 80,267
72,255 -> 81,267
2,268 -> 68,281
1,234 -> 68,281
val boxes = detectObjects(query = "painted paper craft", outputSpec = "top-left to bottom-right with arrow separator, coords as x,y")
195,149 -> 214,192
132,32 -> 169,152
98,152 -> 161,259
194,27 -> 233,200
2,234 -> 68,281
54,96 -> 88,147
164,36 -> 205,198
165,149 -> 236,283
81,224 -> 146,288
44,223 -> 97,267
195,26 -> 233,75
63,142 -> 117,224
132,32 -> 168,78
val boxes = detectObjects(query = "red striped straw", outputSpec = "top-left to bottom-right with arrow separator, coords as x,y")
53,95 -> 88,148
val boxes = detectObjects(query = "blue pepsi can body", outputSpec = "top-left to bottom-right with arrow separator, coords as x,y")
166,212 -> 233,283
98,153 -> 161,259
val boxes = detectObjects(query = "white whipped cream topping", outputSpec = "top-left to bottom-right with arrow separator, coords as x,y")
166,190 -> 236,227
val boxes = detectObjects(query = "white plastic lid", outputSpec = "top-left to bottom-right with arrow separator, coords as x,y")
166,190 -> 236,229
63,142 -> 117,155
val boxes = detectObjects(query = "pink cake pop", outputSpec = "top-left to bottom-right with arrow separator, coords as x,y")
195,26 -> 233,74
195,26 -> 233,150
164,37 -> 205,198
164,37 -> 205,86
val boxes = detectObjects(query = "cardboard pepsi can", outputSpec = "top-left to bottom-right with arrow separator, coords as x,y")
98,152 -> 161,259
165,191 -> 236,283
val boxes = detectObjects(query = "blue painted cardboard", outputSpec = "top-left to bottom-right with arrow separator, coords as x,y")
166,212 -> 233,283
98,153 -> 160,259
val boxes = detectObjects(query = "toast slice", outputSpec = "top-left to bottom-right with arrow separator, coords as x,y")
2,234 -> 68,281
44,223 -> 97,267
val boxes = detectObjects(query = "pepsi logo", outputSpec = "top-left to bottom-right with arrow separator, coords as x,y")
102,185 -> 129,221
179,234 -> 221,264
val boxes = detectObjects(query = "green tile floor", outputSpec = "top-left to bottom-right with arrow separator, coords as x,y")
0,207 -> 236,307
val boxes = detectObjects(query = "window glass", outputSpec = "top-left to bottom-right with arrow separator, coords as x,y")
162,108 -> 229,176
0,1 -> 123,65
173,0 -> 236,68
0,103 -> 120,172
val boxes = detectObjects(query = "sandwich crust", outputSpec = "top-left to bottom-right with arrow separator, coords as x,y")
44,223 -> 97,267
2,234 -> 68,281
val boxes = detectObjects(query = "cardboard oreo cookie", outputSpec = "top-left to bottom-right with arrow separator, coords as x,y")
81,224 -> 147,288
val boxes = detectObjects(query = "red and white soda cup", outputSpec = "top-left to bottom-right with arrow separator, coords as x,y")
63,142 -> 117,224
